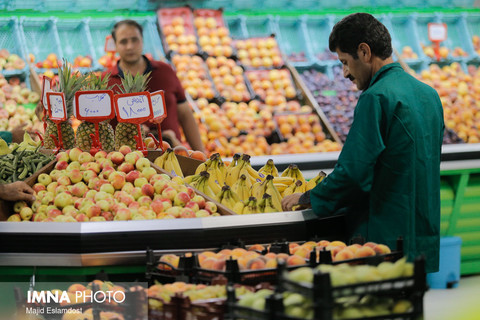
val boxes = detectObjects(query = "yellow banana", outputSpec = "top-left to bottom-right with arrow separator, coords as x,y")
184,173 -> 202,185
232,201 -> 245,215
257,195 -> 266,213
251,181 -> 263,200
225,156 -> 245,186
292,165 -> 306,185
216,161 -> 226,186
293,180 -> 306,193
306,171 -> 327,191
281,165 -> 292,178
265,176 -> 283,212
274,183 -> 289,193
263,194 -> 277,213
282,182 -> 297,197
208,173 -> 222,195
241,197 -> 257,214
196,172 -> 218,201
195,160 -> 209,175
258,159 -> 279,177
153,150 -> 167,168
231,174 -> 251,202
272,176 -> 295,185
164,149 -> 184,178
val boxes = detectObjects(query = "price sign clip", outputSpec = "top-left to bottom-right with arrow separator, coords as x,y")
135,130 -> 148,156
35,131 -> 44,147
149,90 -> 168,151
46,92 -> 67,154
428,22 -> 448,62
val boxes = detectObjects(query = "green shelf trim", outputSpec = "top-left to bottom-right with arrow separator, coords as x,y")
461,261 -> 480,275
440,168 -> 480,176
446,173 -> 470,236
0,11 -> 155,19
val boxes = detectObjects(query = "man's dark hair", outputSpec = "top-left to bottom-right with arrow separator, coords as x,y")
329,13 -> 392,59
112,20 -> 143,41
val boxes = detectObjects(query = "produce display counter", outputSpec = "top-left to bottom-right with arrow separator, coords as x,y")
0,210 -> 345,267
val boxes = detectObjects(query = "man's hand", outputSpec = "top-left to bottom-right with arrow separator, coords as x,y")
282,193 -> 310,211
0,181 -> 35,203
162,129 -> 182,148
11,124 -> 27,144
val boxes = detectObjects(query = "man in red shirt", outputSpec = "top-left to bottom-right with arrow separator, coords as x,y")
105,19 -> 204,152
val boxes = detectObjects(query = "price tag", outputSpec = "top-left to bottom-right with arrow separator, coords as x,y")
46,92 -> 67,122
75,90 -> 115,121
150,90 -> 167,123
41,76 -> 53,110
105,35 -> 116,53
428,23 -> 447,42
114,91 -> 153,124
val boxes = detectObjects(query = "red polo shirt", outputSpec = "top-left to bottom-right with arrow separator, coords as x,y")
104,56 -> 186,140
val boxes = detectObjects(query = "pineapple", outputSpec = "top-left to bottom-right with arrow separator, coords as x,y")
76,72 -> 115,151
114,72 -> 151,150
44,60 -> 86,149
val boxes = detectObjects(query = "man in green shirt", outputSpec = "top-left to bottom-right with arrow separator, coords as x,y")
282,13 -> 444,273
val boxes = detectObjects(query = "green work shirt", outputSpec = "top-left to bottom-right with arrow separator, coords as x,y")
311,62 -> 444,273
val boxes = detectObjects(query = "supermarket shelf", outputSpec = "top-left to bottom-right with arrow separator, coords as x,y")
0,210 -> 346,264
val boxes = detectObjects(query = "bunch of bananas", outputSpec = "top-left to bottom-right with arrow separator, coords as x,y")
154,148 -> 184,177
184,171 -> 218,200
225,154 -> 264,187
258,159 -> 279,177
218,185 -> 241,213
251,175 -> 283,212
194,153 -> 226,189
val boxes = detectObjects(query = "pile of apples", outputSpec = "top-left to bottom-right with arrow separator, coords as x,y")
0,49 -> 26,71
0,76 -> 42,132
162,16 -> 198,55
205,56 -> 251,102
8,146 -> 219,223
171,54 -> 217,100
72,55 -> 93,68
194,15 -> 233,58
246,69 -> 297,103
417,63 -> 480,143
234,37 -> 284,68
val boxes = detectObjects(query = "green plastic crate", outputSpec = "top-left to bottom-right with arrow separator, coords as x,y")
87,17 -> 121,64
56,19 -> 97,64
274,16 -> 313,67
19,17 -> 63,64
439,13 -> 475,60
225,15 -> 248,39
0,17 -> 28,79
244,15 -> 276,38
304,15 -> 335,65
464,13 -> 480,61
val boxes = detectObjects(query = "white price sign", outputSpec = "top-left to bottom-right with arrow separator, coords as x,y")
42,76 -> 52,110
151,90 -> 167,122
105,35 -> 116,53
428,23 -> 447,42
114,92 -> 153,124
75,90 -> 115,120
46,92 -> 66,121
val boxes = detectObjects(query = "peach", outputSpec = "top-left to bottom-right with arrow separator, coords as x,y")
33,183 -> 46,193
329,240 -> 346,248
67,284 -> 86,293
109,151 -> 124,165
248,244 -> 265,252
247,257 -> 266,270
217,249 -> 232,257
289,242 -> 300,252
347,244 -> 362,254
302,241 -> 317,250
334,248 -> 355,261
265,258 -> 277,269
264,252 -> 277,259
231,248 -> 248,258
354,246 -> 376,258
326,245 -> 343,259
363,242 -> 377,249
286,255 -> 306,266
373,244 -> 391,255
293,247 -> 311,259
200,257 -> 217,270
159,254 -> 180,269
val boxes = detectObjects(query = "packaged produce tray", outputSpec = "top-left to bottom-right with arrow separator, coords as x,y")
193,8 -> 227,28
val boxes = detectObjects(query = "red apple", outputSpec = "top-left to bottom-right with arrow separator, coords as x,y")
141,183 -> 154,198
55,160 -> 69,170
118,162 -> 134,174
126,170 -> 141,184
173,191 -> 190,207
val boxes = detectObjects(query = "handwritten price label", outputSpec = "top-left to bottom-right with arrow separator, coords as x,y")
46,92 -> 67,122
42,76 -> 53,110
151,90 -> 167,123
114,91 -> 153,124
105,35 -> 116,53
75,90 -> 115,121
428,23 -> 447,42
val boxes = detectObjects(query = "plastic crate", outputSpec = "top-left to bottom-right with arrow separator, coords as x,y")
231,0 -> 256,11
413,13 -> 443,58
244,15 -> 276,38
42,0 -> 73,12
304,15 -> 336,65
131,16 -> 165,60
274,16 -> 313,67
106,0 -> 136,10
427,236 -> 462,289
387,14 -> 426,61
0,17 -> 27,62
439,13 -> 475,60
75,0 -> 108,11
19,17 -> 63,65
56,19 -> 96,64
193,8 -> 227,28
86,18 -> 121,65
465,13 -> 480,60
5,0 -> 41,11
225,15 -> 248,39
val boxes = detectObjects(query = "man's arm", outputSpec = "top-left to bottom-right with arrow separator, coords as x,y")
177,101 -> 205,152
